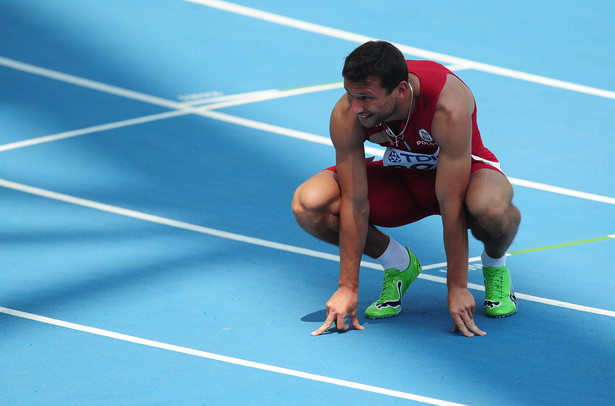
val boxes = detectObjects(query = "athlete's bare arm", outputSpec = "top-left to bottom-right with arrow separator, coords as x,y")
311,95 -> 367,336
431,74 -> 487,337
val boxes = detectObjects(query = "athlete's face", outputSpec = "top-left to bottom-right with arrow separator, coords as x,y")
344,76 -> 400,128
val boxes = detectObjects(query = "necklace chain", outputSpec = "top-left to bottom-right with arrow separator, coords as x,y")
385,81 -> 414,147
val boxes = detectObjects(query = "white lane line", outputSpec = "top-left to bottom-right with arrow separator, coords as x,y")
0,110 -> 189,152
0,56 -> 188,111
0,306 -> 467,406
507,178 -> 615,205
513,293 -> 615,316
198,109 -> 336,147
0,56 -> 341,115
0,177 -> 613,318
188,82 -> 345,109
186,0 -> 615,100
0,178 -> 343,262
0,57 -> 339,151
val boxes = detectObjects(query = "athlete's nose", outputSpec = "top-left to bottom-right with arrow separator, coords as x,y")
349,98 -> 365,115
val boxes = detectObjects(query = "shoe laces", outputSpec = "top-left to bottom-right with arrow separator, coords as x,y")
486,269 -> 507,299
379,270 -> 400,300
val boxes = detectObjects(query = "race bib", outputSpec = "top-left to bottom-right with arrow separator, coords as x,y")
383,147 -> 439,170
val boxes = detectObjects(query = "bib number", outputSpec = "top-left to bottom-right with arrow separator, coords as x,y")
383,147 -> 439,170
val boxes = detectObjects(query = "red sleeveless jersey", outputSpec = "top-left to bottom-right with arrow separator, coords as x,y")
363,60 -> 499,171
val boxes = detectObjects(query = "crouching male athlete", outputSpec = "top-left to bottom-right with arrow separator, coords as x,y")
292,41 -> 521,337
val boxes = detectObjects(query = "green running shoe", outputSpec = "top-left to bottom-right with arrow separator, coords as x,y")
365,247 -> 422,319
483,265 -> 518,318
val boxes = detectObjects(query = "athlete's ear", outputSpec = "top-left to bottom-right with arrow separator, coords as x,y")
396,81 -> 410,98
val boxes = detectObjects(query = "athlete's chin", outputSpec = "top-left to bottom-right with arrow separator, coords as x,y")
357,114 -> 378,128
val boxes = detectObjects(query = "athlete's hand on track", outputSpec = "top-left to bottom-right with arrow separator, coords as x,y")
448,287 -> 487,337
311,287 -> 364,336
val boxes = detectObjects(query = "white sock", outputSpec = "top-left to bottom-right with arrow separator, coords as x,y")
481,250 -> 506,268
376,238 -> 410,271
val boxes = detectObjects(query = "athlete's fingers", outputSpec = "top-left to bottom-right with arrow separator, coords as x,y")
451,314 -> 475,338
350,314 -> 364,331
464,317 -> 487,336
311,321 -> 332,336
460,308 -> 487,336
335,314 -> 349,332
311,314 -> 336,336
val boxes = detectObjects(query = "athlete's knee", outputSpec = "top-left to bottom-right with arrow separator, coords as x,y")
508,203 -> 522,234
292,184 -> 315,222
291,177 -> 338,227
470,200 -> 520,240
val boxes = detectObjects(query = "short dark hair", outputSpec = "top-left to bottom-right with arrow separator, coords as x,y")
342,41 -> 408,94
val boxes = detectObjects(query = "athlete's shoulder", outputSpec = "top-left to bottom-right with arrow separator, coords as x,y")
435,74 -> 475,116
406,59 -> 450,73
330,93 -> 352,124
330,94 -> 364,148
